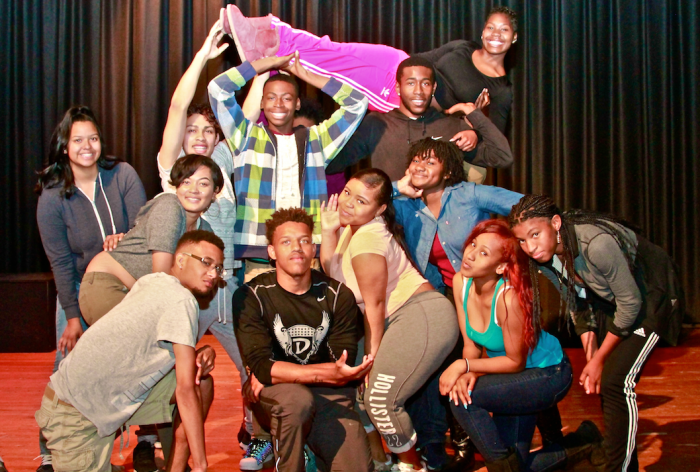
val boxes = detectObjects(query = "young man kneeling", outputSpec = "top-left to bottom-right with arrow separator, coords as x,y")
36,230 -> 225,472
233,208 -> 373,472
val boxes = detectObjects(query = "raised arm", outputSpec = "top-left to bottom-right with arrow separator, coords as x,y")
240,71 -> 270,123
159,20 -> 229,171
413,40 -> 467,64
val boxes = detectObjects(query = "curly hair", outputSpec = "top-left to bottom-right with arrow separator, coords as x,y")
487,6 -> 518,33
508,194 -> 639,324
265,207 -> 315,244
187,103 -> 223,139
463,219 -> 538,350
405,137 -> 466,188
35,105 -> 120,197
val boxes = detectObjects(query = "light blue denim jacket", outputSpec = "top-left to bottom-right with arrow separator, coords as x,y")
393,181 -> 523,290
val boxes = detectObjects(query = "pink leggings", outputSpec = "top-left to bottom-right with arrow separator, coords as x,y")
272,18 -> 408,113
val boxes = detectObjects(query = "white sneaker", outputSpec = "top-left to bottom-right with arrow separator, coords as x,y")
391,461 -> 427,472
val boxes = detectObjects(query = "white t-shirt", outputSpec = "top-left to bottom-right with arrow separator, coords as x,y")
50,273 -> 199,437
328,218 -> 427,317
274,134 -> 301,210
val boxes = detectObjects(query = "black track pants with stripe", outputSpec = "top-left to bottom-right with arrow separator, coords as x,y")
600,327 -> 659,472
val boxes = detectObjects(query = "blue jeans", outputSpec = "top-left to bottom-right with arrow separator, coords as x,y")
450,355 -> 573,471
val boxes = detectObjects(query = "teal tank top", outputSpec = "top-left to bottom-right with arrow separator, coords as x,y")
462,277 -> 563,369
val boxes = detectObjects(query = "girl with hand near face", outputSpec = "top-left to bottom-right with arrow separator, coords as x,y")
509,195 -> 684,472
320,169 -> 458,472
439,220 -> 601,472
79,155 -> 223,325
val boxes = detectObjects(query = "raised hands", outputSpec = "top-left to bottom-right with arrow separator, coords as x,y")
320,193 -> 341,234
198,20 -> 230,61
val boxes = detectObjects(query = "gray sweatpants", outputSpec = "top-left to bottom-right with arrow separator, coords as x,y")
364,290 -> 458,453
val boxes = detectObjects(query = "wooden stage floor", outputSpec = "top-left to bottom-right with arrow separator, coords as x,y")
1,330 -> 699,471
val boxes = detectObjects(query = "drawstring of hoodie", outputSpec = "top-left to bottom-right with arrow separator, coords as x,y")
406,116 -> 428,144
217,282 -> 227,325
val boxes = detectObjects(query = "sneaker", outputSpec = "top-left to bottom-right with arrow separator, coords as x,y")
391,462 -> 427,472
132,441 -> 158,472
0,459 -> 8,472
34,454 -> 53,472
240,438 -> 274,471
222,5 -> 279,62
238,421 -> 252,450
373,453 -> 393,472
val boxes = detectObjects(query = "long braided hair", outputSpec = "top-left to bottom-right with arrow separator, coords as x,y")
507,194 -> 639,322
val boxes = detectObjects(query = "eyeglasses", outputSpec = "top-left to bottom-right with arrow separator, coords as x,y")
181,253 -> 226,277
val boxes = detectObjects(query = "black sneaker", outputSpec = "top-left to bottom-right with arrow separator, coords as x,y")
0,459 -> 8,472
34,454 -> 53,472
238,420 -> 252,450
133,441 -> 158,472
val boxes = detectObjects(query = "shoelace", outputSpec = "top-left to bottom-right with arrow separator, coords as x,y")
245,439 -> 273,463
33,455 -> 52,466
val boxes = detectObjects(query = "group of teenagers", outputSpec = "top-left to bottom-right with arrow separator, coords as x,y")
21,5 -> 684,472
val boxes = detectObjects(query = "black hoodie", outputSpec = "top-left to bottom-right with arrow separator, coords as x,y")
325,108 -> 513,181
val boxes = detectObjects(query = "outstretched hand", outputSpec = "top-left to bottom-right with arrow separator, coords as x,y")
320,194 -> 341,234
397,170 -> 423,198
198,20 -> 230,61
334,350 -> 374,385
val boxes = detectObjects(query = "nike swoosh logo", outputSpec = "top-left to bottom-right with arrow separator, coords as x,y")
317,296 -> 326,302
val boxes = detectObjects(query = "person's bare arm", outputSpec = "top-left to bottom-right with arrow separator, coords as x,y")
241,72 -> 269,123
269,349 -> 373,385
152,251 -> 174,274
251,52 -> 331,91
173,343 -> 207,471
159,20 -> 229,170
352,253 -> 388,357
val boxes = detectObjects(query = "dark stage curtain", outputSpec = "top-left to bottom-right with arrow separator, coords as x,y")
2,1 -> 698,320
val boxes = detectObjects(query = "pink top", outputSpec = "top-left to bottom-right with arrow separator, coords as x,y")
328,218 -> 428,317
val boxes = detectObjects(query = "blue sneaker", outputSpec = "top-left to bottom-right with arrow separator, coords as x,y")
240,438 -> 274,471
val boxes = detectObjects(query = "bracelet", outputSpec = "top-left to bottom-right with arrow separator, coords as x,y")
464,358 -> 470,373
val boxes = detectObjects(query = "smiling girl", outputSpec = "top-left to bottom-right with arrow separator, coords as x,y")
78,155 -> 223,325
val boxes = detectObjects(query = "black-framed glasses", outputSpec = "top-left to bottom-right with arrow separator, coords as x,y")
181,252 -> 226,277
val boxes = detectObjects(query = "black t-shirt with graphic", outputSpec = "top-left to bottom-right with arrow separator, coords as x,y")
232,269 -> 362,385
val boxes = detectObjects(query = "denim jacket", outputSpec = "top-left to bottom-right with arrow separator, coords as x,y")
393,181 -> 522,290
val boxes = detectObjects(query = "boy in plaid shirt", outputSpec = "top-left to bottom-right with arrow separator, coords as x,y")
208,51 -> 368,264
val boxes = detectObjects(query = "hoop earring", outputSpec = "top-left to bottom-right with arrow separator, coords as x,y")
556,230 -> 561,244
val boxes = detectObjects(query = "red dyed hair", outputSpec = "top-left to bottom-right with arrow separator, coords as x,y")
463,219 -> 539,350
